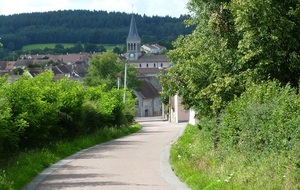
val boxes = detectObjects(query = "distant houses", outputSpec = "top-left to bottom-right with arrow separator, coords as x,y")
141,44 -> 167,54
0,53 -> 91,81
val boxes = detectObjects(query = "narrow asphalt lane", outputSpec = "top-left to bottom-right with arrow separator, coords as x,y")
24,118 -> 190,190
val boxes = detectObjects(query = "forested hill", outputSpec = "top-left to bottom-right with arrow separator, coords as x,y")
0,10 -> 192,50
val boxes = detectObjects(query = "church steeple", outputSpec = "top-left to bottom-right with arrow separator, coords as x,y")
126,14 -> 141,60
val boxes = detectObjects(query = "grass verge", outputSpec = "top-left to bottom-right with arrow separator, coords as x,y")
170,124 -> 299,190
0,124 -> 141,190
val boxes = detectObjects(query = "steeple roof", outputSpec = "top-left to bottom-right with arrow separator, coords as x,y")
127,15 -> 141,41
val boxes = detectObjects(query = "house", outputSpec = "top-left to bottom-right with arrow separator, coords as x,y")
14,60 -> 32,69
129,54 -> 171,68
134,79 -> 161,117
169,94 -> 190,123
141,44 -> 167,54
5,61 -> 16,72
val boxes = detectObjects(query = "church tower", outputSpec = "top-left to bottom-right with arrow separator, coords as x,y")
126,14 -> 141,60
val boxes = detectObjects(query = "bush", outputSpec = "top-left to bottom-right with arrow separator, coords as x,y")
219,81 -> 300,155
0,71 -> 136,154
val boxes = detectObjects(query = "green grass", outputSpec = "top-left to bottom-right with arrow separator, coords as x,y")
22,43 -> 125,51
22,43 -> 75,51
170,124 -> 300,190
0,124 -> 141,190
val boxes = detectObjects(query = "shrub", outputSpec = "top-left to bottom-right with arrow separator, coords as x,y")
219,81 -> 300,155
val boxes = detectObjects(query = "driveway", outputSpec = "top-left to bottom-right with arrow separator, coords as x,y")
24,118 -> 190,190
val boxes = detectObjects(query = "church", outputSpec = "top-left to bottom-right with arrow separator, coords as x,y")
125,14 -> 190,123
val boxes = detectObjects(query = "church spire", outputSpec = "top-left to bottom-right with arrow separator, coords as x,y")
126,14 -> 141,60
127,14 -> 140,41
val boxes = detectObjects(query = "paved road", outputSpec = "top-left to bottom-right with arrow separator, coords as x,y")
24,118 -> 190,190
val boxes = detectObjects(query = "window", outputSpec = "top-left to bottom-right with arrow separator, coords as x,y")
154,63 -> 156,68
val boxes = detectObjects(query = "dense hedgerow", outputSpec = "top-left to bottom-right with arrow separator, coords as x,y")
0,71 -> 136,155
219,81 -> 300,157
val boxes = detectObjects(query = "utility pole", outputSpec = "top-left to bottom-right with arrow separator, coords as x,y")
123,62 -> 127,103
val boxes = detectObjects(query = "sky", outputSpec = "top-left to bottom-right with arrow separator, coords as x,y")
0,0 -> 190,18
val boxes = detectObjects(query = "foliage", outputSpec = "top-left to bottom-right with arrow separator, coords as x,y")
160,0 -> 300,148
220,81 -> 300,155
84,51 -> 141,90
12,68 -> 24,75
0,69 -> 136,155
231,0 -> 300,88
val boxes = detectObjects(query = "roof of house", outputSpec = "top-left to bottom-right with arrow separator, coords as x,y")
142,44 -> 166,50
5,61 -> 15,70
0,61 -> 7,70
14,60 -> 33,67
129,54 -> 169,63
57,65 -> 71,73
138,79 -> 160,99
136,68 -> 162,76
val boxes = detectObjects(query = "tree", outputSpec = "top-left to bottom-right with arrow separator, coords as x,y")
84,51 -> 141,91
113,46 -> 122,54
160,0 -> 300,148
231,0 -> 300,87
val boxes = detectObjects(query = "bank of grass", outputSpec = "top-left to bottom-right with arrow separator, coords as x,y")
170,124 -> 299,190
0,124 -> 141,190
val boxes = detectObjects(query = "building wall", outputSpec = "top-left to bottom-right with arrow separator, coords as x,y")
134,62 -> 171,68
189,109 -> 198,125
170,94 -> 190,123
135,94 -> 162,117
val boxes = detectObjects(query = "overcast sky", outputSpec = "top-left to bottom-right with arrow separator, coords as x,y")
0,0 -> 190,17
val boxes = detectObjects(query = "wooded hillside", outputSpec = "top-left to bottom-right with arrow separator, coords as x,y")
0,10 -> 192,50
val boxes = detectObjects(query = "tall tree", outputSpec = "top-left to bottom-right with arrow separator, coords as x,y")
231,0 -> 300,87
160,0 -> 300,148
84,51 -> 141,91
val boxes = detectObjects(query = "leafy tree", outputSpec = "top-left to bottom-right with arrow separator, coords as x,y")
84,51 -> 141,91
12,68 -> 24,75
54,43 -> 65,54
84,43 -> 97,53
98,45 -> 107,52
113,46 -> 122,54
231,0 -> 300,87
160,0 -> 300,148
162,0 -> 241,148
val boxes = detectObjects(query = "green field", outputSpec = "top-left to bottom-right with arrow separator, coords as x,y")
22,43 -> 75,51
22,43 -> 125,51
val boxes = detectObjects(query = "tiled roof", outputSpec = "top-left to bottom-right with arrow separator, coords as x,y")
14,60 -> 32,66
57,65 -> 71,74
138,79 -> 160,99
0,61 -> 7,70
136,68 -> 161,76
6,62 -> 15,70
129,54 -> 168,63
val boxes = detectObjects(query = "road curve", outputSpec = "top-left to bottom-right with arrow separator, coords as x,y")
24,118 -> 190,190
